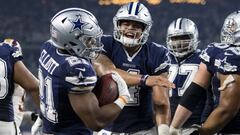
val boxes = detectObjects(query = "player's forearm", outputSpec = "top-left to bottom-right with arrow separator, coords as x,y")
155,104 -> 170,125
93,104 -> 121,131
29,89 -> 40,108
200,106 -> 237,135
93,55 -> 142,86
171,105 -> 192,128
114,68 -> 142,86
201,74 -> 240,134
155,104 -> 171,134
153,86 -> 171,125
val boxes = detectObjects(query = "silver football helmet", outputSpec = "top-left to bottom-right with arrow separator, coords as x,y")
50,8 -> 103,59
113,2 -> 152,47
167,18 -> 199,58
221,11 -> 240,46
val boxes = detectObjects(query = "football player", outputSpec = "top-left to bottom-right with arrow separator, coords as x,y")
3,39 -> 39,135
31,8 -> 131,135
167,18 -> 214,135
0,38 -> 39,135
95,2 -> 172,134
170,11 -> 240,135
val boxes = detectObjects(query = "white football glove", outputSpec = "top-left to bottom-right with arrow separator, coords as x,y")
31,116 -> 43,135
111,72 -> 131,109
158,124 -> 170,135
169,126 -> 180,135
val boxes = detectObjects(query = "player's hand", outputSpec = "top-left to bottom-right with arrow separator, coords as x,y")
31,116 -> 43,135
111,72 -> 130,103
169,126 -> 180,135
186,124 -> 201,135
145,75 -> 175,89
158,124 -> 170,135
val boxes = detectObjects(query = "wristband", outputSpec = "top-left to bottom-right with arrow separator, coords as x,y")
140,75 -> 149,86
114,96 -> 127,109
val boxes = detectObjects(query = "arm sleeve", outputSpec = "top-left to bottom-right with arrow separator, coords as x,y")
179,82 -> 207,112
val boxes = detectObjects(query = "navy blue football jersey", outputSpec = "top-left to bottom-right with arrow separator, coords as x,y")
169,50 -> 209,127
200,42 -> 240,134
101,35 -> 170,133
39,40 -> 97,134
0,43 -> 22,122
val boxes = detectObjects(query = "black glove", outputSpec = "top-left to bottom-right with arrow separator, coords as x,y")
31,112 -> 39,121
189,130 -> 200,135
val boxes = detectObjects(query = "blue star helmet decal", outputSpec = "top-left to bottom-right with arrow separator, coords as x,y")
71,16 -> 85,32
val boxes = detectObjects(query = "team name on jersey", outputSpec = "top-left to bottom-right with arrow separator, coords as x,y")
122,63 -> 136,68
39,49 -> 59,75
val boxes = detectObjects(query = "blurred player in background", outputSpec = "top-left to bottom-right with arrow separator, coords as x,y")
95,2 -> 172,135
3,39 -> 39,135
0,37 -> 39,135
166,18 -> 213,135
170,11 -> 240,135
31,8 -> 131,135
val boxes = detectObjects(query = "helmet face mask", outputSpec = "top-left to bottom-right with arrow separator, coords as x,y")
115,20 -> 146,46
167,18 -> 199,58
50,8 -> 103,59
113,2 -> 152,47
80,36 -> 103,59
221,11 -> 240,46
168,34 -> 195,57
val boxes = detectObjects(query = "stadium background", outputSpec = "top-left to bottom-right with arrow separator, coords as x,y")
0,0 -> 238,134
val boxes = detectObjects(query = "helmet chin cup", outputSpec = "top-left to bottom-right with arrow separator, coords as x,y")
120,36 -> 140,47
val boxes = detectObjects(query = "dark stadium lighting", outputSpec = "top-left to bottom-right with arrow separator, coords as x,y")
98,0 -> 206,5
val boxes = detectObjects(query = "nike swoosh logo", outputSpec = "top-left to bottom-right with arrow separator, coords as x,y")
76,68 -> 86,72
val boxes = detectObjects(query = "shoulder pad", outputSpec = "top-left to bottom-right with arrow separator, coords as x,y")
211,42 -> 229,49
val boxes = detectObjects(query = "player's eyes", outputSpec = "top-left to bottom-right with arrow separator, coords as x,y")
84,37 -> 97,48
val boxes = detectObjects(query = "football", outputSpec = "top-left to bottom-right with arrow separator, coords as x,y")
92,73 -> 119,106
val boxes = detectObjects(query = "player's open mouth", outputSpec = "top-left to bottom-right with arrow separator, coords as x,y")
124,32 -> 135,38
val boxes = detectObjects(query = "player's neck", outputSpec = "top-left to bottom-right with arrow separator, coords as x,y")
177,52 -> 194,61
123,45 -> 141,56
